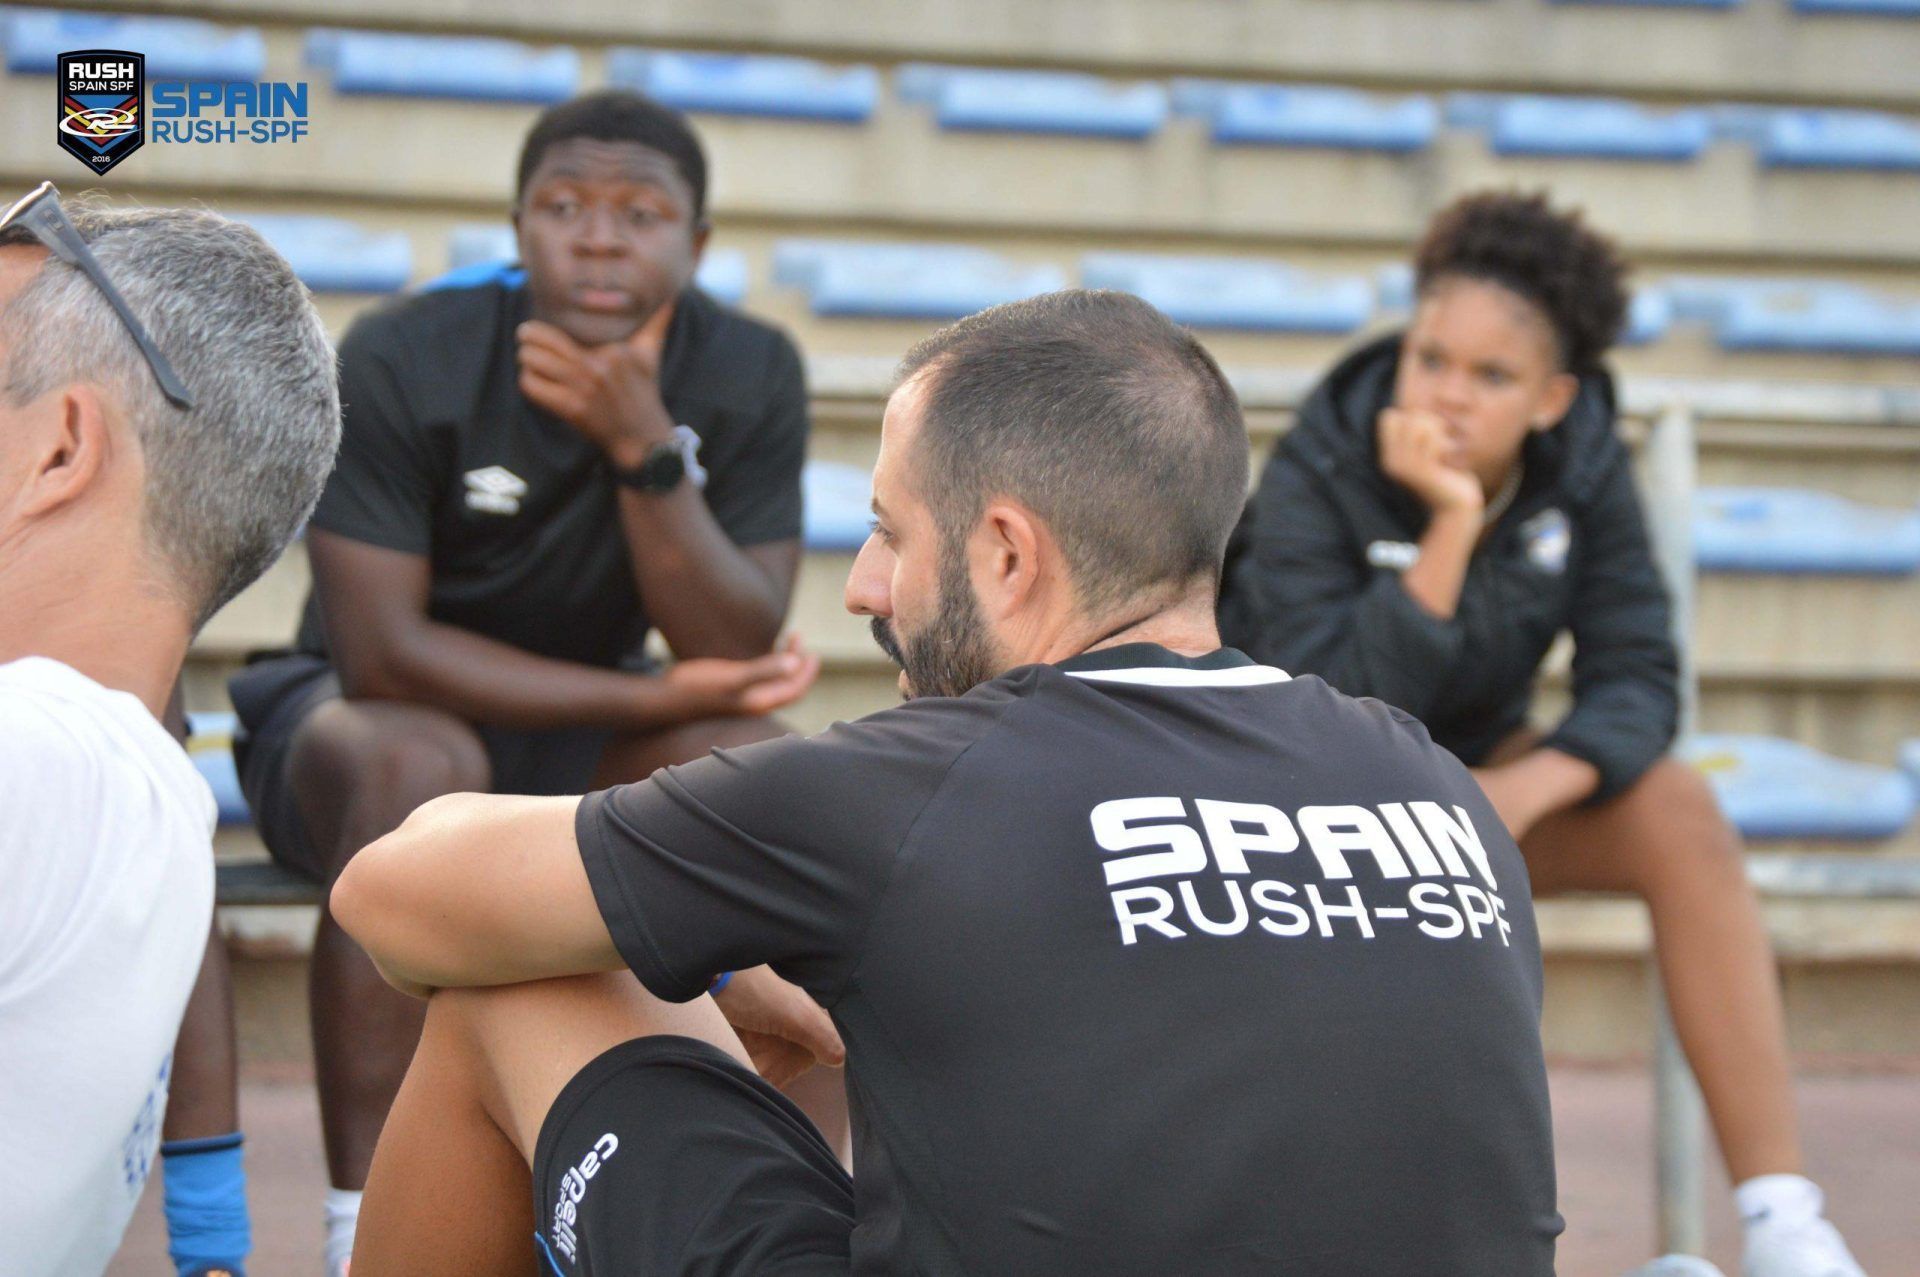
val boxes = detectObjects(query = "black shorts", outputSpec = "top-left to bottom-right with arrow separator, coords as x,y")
230,653 -> 613,881
532,1036 -> 854,1277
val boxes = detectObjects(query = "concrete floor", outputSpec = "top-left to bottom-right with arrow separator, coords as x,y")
110,1060 -> 1920,1276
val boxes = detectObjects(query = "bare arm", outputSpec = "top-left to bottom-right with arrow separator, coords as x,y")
1472,747 -> 1601,840
516,312 -> 802,659
1379,407 -> 1487,622
330,793 -> 620,994
607,479 -> 798,657
310,529 -> 816,731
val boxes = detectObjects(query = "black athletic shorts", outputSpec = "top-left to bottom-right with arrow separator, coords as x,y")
531,1036 -> 854,1276
230,652 -> 614,881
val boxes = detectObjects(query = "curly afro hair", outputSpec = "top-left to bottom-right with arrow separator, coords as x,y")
1412,190 -> 1631,375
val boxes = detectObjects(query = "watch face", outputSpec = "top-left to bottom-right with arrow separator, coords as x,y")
623,442 -> 685,492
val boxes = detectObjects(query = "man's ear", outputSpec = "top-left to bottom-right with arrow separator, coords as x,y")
975,500 -> 1045,618
1533,372 -> 1580,432
18,384 -> 115,520
690,220 -> 712,268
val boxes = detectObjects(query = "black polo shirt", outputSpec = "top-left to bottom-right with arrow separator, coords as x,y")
293,279 -> 808,667
578,644 -> 1562,1275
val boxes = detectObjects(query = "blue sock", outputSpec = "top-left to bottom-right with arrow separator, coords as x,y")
161,1133 -> 251,1276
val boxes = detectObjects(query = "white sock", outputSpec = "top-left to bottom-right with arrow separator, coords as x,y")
1735,1173 -> 1824,1226
324,1187 -> 362,1277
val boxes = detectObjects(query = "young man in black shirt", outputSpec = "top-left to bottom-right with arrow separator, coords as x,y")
227,91 -> 820,1270
333,291 -> 1563,1276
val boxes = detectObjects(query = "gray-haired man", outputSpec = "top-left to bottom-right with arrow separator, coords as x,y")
0,186 -> 340,1277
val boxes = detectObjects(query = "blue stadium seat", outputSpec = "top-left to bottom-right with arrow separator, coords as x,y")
433,228 -> 750,305
307,29 -> 579,104
771,239 -> 1001,290
1487,96 -> 1712,160
1623,289 -> 1674,345
1204,85 -> 1437,151
1901,740 -> 1920,792
1716,284 -> 1920,356
806,249 -> 1068,319
1549,0 -> 1743,7
803,461 -> 874,552
693,250 -> 750,306
1694,488 -> 1920,575
1757,108 -> 1920,170
2,8 -> 265,80
238,216 -> 412,293
608,49 -> 878,122
921,68 -> 1168,139
446,224 -> 519,273
1682,736 -> 1917,841
1443,93 -> 1507,131
1080,253 -> 1373,333
1793,0 -> 1920,13
1664,273 -> 1787,322
186,712 -> 251,827
1375,263 -> 1417,315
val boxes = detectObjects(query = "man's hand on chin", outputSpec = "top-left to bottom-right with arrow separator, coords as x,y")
515,300 -> 678,463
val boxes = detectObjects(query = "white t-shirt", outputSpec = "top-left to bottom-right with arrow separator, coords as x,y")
0,657 -> 216,1277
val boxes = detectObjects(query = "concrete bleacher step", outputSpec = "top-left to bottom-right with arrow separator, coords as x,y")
89,0 -> 1920,110
12,26 -> 1920,273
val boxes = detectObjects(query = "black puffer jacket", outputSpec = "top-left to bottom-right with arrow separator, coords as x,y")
1219,333 -> 1678,803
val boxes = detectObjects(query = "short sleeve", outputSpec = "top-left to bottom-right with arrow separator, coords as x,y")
0,697 -> 94,985
698,332 -> 809,548
575,696 -> 1005,1004
306,315 -> 441,556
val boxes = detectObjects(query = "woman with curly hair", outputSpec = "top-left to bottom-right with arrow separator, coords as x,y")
1219,190 -> 1862,1277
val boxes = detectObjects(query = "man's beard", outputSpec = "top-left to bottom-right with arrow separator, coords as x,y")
868,549 -> 999,700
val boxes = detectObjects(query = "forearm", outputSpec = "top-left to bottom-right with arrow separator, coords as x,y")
1398,505 -> 1480,621
1495,747 -> 1601,826
613,484 -> 786,658
331,793 -> 622,994
346,618 -> 695,732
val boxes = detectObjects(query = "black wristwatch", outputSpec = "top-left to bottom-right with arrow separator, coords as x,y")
612,427 -> 703,494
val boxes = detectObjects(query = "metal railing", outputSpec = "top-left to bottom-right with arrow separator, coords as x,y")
1638,398 -> 1920,1256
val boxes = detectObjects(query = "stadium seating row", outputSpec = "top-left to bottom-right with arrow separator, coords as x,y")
9,10 -> 1920,166
181,706 -> 1920,845
248,220 -> 1920,358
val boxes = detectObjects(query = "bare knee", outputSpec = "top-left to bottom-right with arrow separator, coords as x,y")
1604,757 -> 1747,895
426,975 -> 733,1160
290,702 -> 492,870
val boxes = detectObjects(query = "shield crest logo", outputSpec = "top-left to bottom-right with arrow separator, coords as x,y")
57,49 -> 145,176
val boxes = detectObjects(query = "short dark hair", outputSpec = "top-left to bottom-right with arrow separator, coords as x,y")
1414,189 -> 1630,375
515,89 -> 709,220
896,290 -> 1248,617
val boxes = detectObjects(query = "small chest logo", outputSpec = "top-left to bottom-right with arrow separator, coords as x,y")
1520,508 -> 1571,575
1366,539 -> 1420,572
463,465 -> 527,516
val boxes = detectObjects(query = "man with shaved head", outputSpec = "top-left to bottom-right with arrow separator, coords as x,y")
335,290 -> 1562,1276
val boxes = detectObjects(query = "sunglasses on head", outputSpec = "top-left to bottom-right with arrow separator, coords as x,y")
0,181 -> 194,411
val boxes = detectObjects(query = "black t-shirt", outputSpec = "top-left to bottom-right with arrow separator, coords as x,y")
294,281 -> 809,667
578,643 -> 1561,1275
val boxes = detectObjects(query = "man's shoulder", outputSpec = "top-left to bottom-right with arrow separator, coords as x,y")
0,663 -> 113,805
340,280 -> 514,375
676,289 -> 803,401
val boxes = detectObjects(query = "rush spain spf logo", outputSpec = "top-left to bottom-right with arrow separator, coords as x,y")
58,50 -> 144,176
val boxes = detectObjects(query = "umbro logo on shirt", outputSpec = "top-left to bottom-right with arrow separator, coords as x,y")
464,465 -> 528,516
